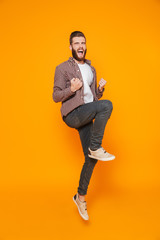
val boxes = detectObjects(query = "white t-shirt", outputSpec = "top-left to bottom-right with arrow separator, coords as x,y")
78,63 -> 94,103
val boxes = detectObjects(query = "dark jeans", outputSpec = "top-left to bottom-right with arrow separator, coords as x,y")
63,100 -> 113,195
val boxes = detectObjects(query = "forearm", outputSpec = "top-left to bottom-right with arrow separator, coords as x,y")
53,86 -> 75,103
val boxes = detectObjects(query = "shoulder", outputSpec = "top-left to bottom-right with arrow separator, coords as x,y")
56,60 -> 69,70
54,60 -> 72,77
85,60 -> 96,72
89,64 -> 96,73
90,64 -> 96,70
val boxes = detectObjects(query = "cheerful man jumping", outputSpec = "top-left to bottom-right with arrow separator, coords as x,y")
52,31 -> 115,221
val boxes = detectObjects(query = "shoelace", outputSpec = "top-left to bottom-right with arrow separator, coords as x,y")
81,201 -> 87,211
84,202 -> 87,211
101,147 -> 107,153
78,196 -> 87,210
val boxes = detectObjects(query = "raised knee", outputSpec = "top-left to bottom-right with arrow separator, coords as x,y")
103,100 -> 113,112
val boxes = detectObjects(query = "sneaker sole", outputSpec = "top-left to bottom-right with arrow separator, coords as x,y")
88,154 -> 115,161
73,196 -> 89,221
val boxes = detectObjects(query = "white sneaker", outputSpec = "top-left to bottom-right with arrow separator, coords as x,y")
88,147 -> 115,161
73,193 -> 89,221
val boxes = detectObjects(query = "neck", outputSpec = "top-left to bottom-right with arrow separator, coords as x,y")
73,58 -> 85,64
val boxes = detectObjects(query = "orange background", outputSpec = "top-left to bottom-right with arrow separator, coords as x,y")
0,0 -> 160,239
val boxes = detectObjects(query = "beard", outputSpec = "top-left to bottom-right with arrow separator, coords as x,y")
72,48 -> 87,62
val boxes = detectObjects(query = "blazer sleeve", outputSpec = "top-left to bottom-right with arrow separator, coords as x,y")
52,65 -> 75,103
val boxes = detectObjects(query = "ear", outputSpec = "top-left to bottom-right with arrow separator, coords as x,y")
69,45 -> 72,51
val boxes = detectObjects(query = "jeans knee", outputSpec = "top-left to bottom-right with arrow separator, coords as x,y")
102,100 -> 113,113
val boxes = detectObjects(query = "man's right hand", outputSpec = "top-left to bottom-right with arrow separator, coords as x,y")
70,78 -> 83,92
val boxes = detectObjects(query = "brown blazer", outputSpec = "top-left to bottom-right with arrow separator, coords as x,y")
53,57 -> 104,117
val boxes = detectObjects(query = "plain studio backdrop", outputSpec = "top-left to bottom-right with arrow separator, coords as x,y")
0,0 -> 160,239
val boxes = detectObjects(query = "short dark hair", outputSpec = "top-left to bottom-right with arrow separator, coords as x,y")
69,31 -> 86,45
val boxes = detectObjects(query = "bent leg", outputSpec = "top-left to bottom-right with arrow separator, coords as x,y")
63,100 -> 113,150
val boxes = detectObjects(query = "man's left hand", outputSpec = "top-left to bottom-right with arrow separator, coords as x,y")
98,78 -> 107,92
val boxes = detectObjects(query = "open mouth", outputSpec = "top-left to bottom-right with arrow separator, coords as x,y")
77,49 -> 84,56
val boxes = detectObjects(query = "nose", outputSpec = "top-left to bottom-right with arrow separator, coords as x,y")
79,43 -> 84,48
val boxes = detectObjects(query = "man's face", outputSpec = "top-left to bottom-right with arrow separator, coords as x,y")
70,36 -> 87,62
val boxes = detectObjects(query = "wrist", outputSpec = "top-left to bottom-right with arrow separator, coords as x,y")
98,86 -> 103,92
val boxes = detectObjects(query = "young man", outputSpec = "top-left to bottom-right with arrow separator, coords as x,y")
52,31 -> 115,221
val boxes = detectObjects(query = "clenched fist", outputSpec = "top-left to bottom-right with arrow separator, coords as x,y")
98,78 -> 107,92
70,78 -> 83,92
